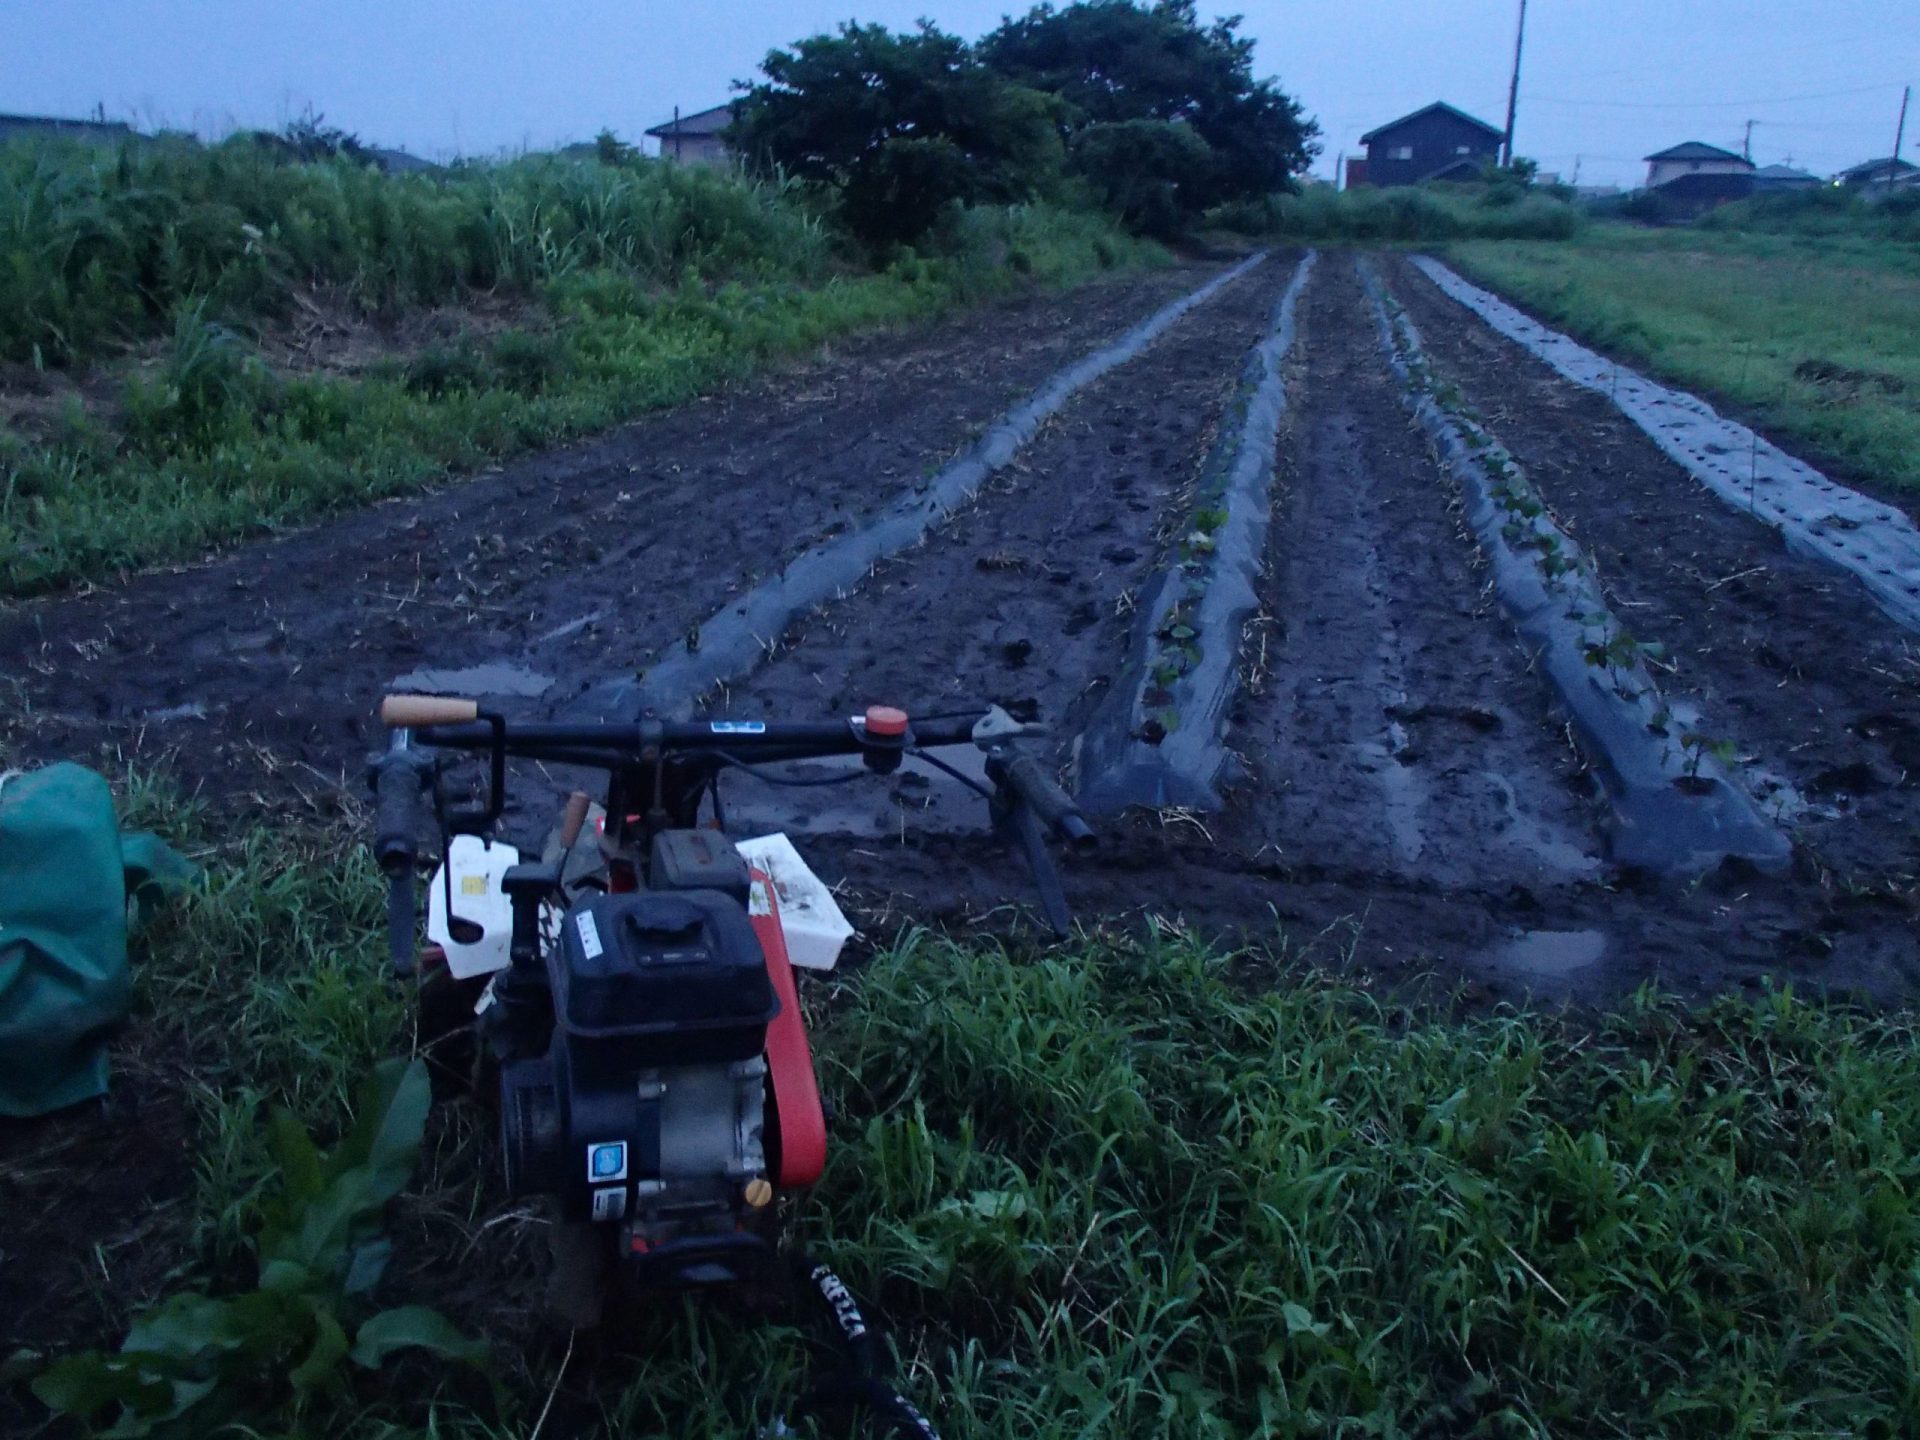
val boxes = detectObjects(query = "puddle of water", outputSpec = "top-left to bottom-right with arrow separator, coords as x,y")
390,663 -> 553,698
1486,928 -> 1608,978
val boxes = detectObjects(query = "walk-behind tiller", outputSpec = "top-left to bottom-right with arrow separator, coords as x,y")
367,693 -> 1093,1415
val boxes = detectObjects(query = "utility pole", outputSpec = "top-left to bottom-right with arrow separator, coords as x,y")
1742,119 -> 1756,163
1500,0 -> 1529,169
1890,85 -> 1911,191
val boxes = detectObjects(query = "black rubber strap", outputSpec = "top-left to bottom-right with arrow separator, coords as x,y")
788,1250 -> 943,1440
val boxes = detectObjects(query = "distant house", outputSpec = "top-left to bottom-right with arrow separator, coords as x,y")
644,103 -> 736,167
367,146 -> 439,176
1644,142 -> 1752,190
1343,156 -> 1370,189
0,112 -> 135,147
1834,156 -> 1919,189
1752,163 -> 1820,193
1357,102 -> 1502,188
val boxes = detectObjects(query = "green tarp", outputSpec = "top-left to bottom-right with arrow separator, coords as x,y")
0,763 -> 192,1117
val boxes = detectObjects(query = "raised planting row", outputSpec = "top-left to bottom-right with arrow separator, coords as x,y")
578,253 -> 1272,722
1077,252 -> 1317,812
1361,260 -> 1790,876
689,258 -> 1305,854
1413,257 -> 1920,634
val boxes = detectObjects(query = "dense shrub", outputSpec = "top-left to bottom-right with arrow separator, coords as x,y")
1069,120 -> 1215,238
736,2 -> 1317,246
1212,183 -> 1581,242
732,22 -> 1063,249
1699,183 -> 1920,242
0,135 -> 831,366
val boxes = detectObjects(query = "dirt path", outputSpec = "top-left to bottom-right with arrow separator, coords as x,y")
0,261 -> 1229,791
1387,255 -> 1920,897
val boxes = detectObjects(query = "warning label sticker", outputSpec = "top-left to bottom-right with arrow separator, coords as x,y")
575,910 -> 603,959
591,1186 -> 628,1222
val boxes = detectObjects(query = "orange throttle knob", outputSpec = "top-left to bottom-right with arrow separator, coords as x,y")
864,705 -> 909,738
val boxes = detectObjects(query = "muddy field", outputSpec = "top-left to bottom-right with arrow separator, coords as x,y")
5,249 -> 1918,1011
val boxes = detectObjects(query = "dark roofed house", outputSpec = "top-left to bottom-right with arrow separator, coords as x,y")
1357,102 -> 1502,188
1644,142 -> 1752,190
0,112 -> 135,148
644,103 -> 736,168
1752,163 -> 1820,192
1834,156 -> 1919,190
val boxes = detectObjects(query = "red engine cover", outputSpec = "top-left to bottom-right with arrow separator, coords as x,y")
750,867 -> 827,1188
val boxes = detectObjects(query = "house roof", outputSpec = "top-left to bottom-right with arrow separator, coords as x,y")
644,103 -> 736,139
0,112 -> 135,140
1835,156 -> 1919,180
1360,102 -> 1502,146
1644,141 -> 1751,166
1753,164 -> 1818,182
368,146 -> 438,175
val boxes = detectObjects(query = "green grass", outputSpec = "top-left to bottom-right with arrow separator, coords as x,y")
1447,225 -> 1920,495
25,785 -> 1920,1437
1210,183 -> 1583,243
0,137 -> 1161,597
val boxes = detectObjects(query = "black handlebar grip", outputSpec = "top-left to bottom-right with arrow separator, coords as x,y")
1003,755 -> 1097,852
372,752 -> 424,874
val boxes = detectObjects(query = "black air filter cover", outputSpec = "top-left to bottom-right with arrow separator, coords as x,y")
552,891 -> 776,1068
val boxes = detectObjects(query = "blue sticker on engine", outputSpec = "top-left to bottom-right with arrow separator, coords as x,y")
709,721 -> 767,734
588,1141 -> 628,1182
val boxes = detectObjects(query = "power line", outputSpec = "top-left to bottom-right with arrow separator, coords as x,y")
1521,80 -> 1910,110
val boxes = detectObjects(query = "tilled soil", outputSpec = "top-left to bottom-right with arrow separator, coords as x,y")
4,250 -> 1916,1005
1388,256 -> 1920,899
706,256 -> 1298,843
1239,260 -> 1600,892
0,261 -> 1224,792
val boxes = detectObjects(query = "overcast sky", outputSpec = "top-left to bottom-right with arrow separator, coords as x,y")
2,1 -> 1914,188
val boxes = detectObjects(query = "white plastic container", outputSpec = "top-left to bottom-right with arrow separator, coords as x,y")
427,835 -> 521,978
735,832 -> 856,971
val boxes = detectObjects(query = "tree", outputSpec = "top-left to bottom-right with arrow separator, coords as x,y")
1070,119 -> 1213,236
981,1 -> 1317,217
732,22 -> 1062,248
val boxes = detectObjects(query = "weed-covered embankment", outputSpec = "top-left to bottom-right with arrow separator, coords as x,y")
0,138 -> 1161,596
1212,182 -> 1583,242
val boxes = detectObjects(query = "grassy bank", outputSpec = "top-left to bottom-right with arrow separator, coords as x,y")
1447,225 -> 1920,496
1211,182 -> 1583,243
0,139 -> 1161,597
16,790 -> 1920,1437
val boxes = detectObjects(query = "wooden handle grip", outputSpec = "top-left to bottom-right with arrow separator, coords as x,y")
380,694 -> 479,728
558,790 -> 591,848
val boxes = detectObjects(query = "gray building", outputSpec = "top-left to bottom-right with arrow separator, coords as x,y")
1752,164 -> 1820,193
1644,142 -> 1752,190
1834,156 -> 1918,190
645,104 -> 736,168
